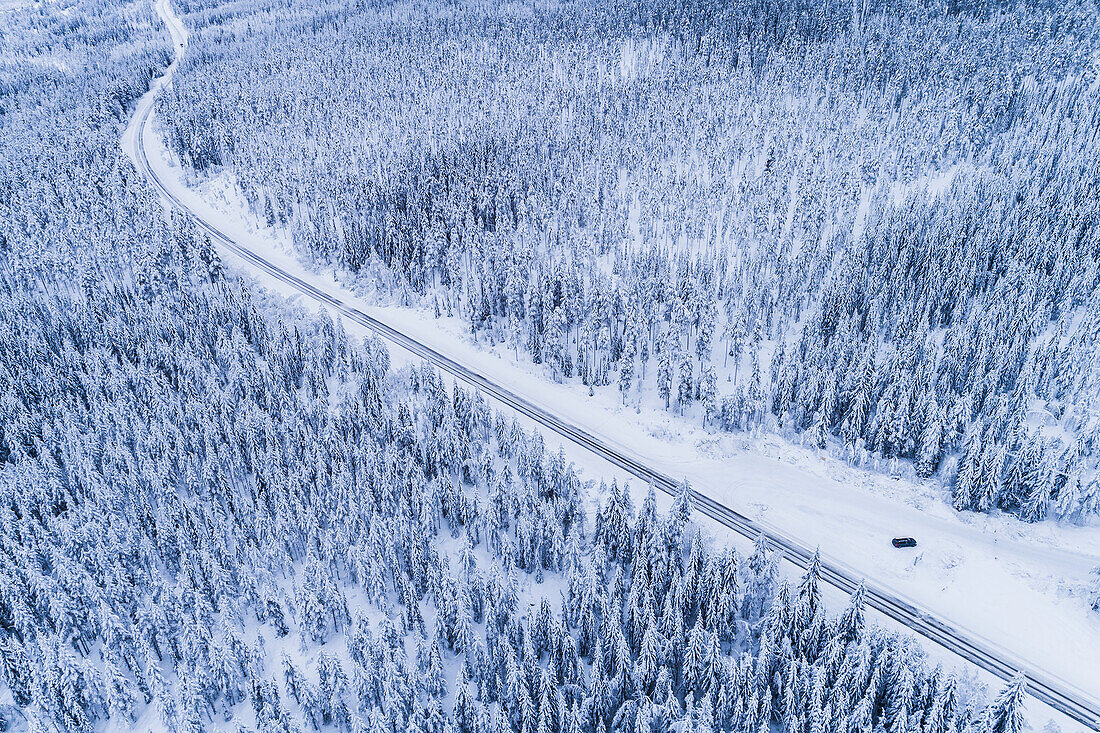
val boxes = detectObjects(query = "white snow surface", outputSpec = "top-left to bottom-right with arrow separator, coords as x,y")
123,5 -> 1100,728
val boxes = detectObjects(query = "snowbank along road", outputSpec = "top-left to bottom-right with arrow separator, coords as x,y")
125,1 -> 1100,728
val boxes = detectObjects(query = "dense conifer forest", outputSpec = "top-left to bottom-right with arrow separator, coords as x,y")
0,265 -> 1023,731
161,0 -> 1100,521
0,0 -> 1084,729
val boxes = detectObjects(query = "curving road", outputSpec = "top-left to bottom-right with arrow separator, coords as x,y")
127,1 -> 1100,729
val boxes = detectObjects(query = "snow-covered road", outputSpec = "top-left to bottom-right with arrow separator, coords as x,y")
122,1 -> 1100,729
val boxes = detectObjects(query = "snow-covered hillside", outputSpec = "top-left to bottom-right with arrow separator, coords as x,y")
159,0 -> 1100,524
134,124 -> 1100,730
1,0 -> 1099,731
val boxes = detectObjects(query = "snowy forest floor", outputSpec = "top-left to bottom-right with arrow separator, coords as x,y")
127,35 -> 1100,731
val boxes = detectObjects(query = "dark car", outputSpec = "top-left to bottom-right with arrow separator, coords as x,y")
892,537 -> 917,548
